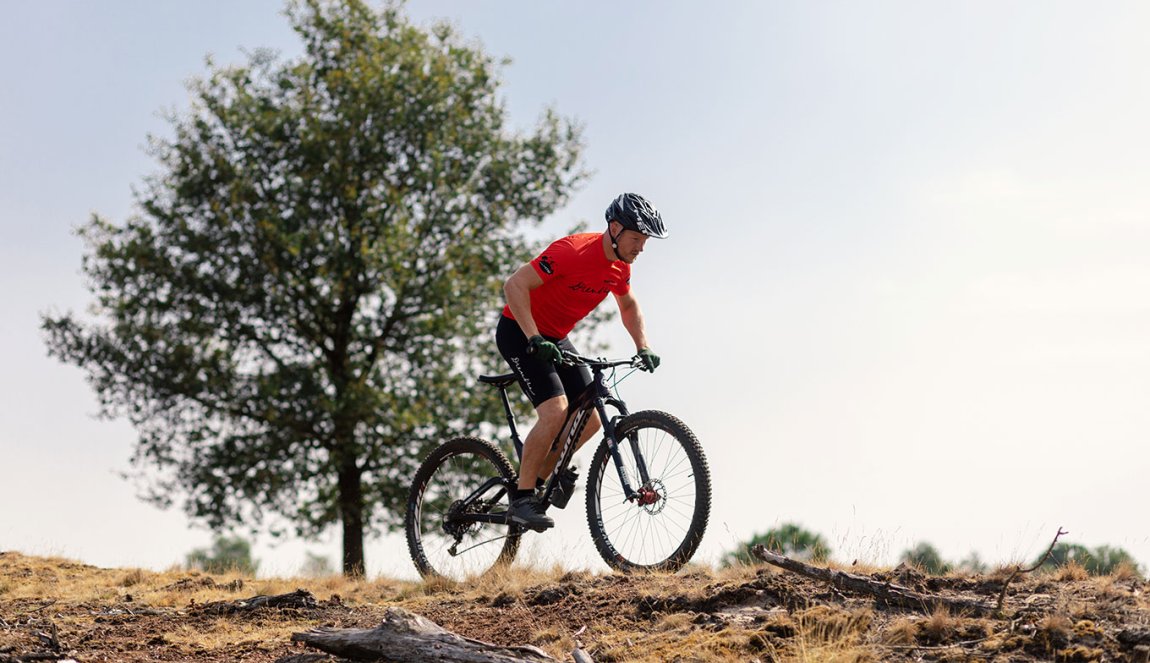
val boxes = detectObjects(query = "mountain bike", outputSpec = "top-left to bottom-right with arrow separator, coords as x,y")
404,351 -> 711,581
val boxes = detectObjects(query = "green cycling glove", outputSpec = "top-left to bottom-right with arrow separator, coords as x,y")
637,348 -> 660,372
527,335 -> 562,364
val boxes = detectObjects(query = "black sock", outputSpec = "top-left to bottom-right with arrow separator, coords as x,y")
535,478 -> 545,490
512,488 -> 534,501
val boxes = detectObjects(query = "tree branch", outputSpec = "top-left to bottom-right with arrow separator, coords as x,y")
995,527 -> 1069,613
749,545 -> 996,616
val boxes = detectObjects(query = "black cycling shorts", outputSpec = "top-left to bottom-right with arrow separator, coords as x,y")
496,315 -> 592,408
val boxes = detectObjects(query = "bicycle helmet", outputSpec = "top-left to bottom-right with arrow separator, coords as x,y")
605,193 -> 668,240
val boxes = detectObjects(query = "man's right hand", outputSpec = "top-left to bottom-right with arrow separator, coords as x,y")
526,335 -> 562,364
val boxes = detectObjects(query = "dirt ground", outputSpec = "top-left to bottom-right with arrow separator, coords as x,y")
3,551 -> 1150,662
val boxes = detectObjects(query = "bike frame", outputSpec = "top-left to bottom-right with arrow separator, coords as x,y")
455,352 -> 652,527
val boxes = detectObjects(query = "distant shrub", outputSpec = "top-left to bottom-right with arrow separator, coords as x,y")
899,542 -> 950,575
722,523 -> 831,567
1039,543 -> 1142,577
185,536 -> 259,576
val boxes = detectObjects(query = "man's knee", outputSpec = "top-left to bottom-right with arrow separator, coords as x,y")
535,396 -> 568,428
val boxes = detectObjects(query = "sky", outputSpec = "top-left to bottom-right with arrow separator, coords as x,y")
2,1 -> 1148,579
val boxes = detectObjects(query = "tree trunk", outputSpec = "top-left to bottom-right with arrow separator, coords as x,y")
337,453 -> 366,577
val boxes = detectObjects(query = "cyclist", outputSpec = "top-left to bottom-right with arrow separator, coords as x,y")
496,192 -> 668,531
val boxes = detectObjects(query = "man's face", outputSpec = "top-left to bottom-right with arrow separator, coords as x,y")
614,226 -> 649,264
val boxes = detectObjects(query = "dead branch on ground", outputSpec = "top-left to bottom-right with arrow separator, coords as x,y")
750,545 -> 996,616
196,588 -> 318,615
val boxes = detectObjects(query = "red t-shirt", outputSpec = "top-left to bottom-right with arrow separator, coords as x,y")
502,233 -> 631,339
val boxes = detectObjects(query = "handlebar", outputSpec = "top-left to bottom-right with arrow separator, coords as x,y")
560,350 -> 643,370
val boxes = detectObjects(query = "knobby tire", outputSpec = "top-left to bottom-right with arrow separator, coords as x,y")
585,410 -> 711,573
405,437 -> 521,581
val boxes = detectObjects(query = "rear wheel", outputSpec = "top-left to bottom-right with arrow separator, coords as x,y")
586,410 -> 711,572
405,437 -> 521,580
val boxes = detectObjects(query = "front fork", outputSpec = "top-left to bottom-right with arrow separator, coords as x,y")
596,399 -> 653,502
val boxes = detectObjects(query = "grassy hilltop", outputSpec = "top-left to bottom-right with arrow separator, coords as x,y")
1,551 -> 1148,662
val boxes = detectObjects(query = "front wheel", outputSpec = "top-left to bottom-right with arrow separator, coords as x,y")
405,437 -> 521,581
586,410 -> 711,573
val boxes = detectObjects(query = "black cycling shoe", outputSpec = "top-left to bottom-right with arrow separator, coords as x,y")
507,496 -> 554,531
549,466 -> 579,509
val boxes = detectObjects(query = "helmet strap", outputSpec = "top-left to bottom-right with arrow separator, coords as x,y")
608,223 -> 624,253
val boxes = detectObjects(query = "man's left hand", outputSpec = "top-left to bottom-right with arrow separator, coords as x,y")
636,348 -> 660,372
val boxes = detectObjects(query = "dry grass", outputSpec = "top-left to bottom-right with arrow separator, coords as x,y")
1111,562 -> 1142,581
1050,562 -> 1091,582
0,550 -> 421,610
920,606 -> 957,643
591,617 -> 763,663
4,550 -> 1150,663
763,606 -> 875,663
881,617 -> 919,646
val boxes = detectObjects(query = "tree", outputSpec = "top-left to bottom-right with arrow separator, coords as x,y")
723,523 -> 831,567
42,0 -> 586,576
186,535 -> 259,575
899,542 -> 950,575
1088,545 -> 1141,576
1039,543 -> 1142,576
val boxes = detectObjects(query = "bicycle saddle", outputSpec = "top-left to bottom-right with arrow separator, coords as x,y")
478,373 -> 517,388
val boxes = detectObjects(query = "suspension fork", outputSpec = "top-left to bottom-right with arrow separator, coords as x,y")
595,398 -> 652,501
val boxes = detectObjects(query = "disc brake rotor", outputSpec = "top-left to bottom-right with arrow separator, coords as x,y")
635,479 -> 667,515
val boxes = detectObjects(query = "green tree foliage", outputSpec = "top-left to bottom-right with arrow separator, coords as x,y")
186,536 -> 259,576
900,542 -> 951,575
1039,543 -> 1142,576
723,523 -> 831,567
42,0 -> 586,576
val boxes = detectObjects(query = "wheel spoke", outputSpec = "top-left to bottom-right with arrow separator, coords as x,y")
406,438 -> 520,581
586,412 -> 711,572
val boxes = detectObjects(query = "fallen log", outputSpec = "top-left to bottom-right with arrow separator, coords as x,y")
196,588 -> 318,615
287,606 -> 576,662
749,545 -> 996,617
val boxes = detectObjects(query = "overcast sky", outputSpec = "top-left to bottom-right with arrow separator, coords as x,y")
2,1 -> 1148,579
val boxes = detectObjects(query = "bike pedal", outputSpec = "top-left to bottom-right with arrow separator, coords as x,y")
506,515 -> 553,532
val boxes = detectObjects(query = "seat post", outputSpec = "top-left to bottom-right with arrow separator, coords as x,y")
498,386 -> 525,460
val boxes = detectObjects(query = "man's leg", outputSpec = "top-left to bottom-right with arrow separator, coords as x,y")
517,395 -> 568,492
535,337 -> 601,483
503,397 -> 568,530
536,410 -> 600,484
496,316 -> 568,529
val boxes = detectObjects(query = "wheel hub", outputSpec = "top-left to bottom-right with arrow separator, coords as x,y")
442,499 -> 476,538
635,479 -> 667,515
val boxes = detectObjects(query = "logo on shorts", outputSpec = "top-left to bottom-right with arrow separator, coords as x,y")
539,255 -> 554,275
510,356 -> 535,398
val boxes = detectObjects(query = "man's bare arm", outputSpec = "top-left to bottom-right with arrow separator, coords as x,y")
504,263 -> 545,338
615,291 -> 650,352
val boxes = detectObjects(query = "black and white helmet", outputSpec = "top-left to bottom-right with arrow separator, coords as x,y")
604,193 -> 668,239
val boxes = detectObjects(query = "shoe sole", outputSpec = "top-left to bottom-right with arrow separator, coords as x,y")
508,514 -> 554,531
511,519 -> 553,532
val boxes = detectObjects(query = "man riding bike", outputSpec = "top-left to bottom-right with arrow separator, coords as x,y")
496,192 -> 668,531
